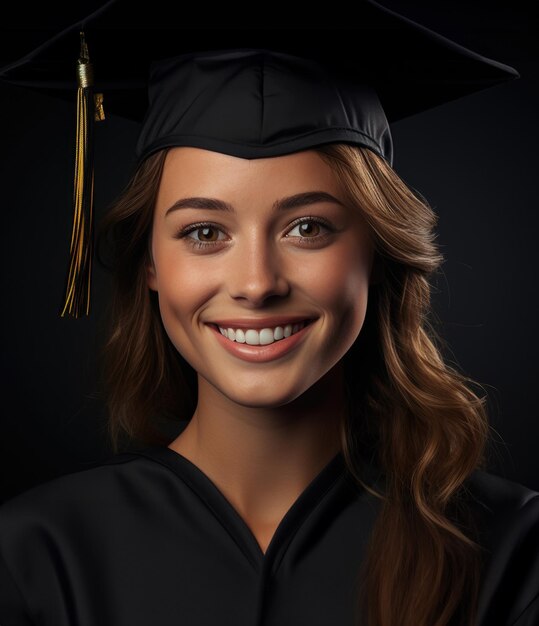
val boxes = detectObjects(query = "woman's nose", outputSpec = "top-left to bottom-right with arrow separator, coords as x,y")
225,235 -> 290,304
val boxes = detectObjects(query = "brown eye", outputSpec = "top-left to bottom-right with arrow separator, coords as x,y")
184,225 -> 227,244
298,221 -> 321,237
175,222 -> 228,249
287,218 -> 330,240
193,226 -> 219,242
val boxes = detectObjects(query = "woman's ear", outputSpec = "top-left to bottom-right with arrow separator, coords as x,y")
146,249 -> 158,291
145,237 -> 159,291
147,263 -> 158,291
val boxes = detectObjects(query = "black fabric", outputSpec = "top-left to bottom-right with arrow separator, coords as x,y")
135,48 -> 393,166
0,0 -> 521,319
0,1 -> 519,170
0,422 -> 537,626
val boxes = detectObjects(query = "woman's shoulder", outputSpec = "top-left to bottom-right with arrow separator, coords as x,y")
463,468 -> 539,523
0,451 -> 151,597
461,467 -> 539,553
0,451 -> 145,524
463,471 -> 539,625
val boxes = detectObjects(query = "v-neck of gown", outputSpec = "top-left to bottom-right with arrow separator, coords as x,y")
3,424 -> 538,626
132,443 -> 348,571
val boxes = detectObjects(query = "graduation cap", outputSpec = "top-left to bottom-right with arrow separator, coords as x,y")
0,0 -> 519,319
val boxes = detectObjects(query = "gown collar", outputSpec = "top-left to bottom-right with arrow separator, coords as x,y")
133,443 -> 349,571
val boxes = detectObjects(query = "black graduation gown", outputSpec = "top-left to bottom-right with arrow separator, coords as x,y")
0,423 -> 538,626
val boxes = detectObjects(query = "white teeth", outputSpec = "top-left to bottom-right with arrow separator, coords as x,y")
233,329 -> 245,343
218,321 -> 308,345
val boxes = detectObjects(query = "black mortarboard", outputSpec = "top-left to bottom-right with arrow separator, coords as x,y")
0,0 -> 519,319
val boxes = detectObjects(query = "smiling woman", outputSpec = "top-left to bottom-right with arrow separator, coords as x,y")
0,3 -> 538,626
144,146 -> 375,416
82,140 -> 538,626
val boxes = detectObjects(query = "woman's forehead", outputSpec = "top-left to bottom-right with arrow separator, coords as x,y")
157,147 -> 347,210
163,146 -> 335,175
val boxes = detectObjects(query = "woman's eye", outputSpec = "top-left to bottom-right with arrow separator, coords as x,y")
174,223 -> 227,249
185,225 -> 225,245
286,218 -> 330,240
175,217 -> 333,249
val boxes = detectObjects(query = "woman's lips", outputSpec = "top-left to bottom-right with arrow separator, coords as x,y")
207,319 -> 315,363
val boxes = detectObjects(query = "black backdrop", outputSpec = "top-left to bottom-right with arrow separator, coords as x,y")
1,1 -> 537,502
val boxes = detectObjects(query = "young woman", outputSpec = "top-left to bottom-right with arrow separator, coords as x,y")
1,138 -> 537,626
0,3 -> 537,626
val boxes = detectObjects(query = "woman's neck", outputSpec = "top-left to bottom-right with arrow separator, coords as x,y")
167,362 -> 346,535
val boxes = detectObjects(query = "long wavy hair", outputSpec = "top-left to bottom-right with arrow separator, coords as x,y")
95,143 -> 492,626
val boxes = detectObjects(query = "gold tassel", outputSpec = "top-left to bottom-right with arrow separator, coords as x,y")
60,31 -> 105,318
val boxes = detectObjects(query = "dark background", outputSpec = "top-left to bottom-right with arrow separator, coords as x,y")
1,1 -> 537,502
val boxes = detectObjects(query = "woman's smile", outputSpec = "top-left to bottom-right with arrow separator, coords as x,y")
147,146 -> 374,405
205,318 -> 317,363
214,318 -> 310,344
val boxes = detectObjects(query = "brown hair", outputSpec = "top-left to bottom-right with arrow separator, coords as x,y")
96,143 -> 491,626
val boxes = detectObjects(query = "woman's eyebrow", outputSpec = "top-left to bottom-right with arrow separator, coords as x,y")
165,191 -> 345,217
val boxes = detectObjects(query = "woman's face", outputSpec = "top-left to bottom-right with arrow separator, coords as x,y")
147,146 -> 375,408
